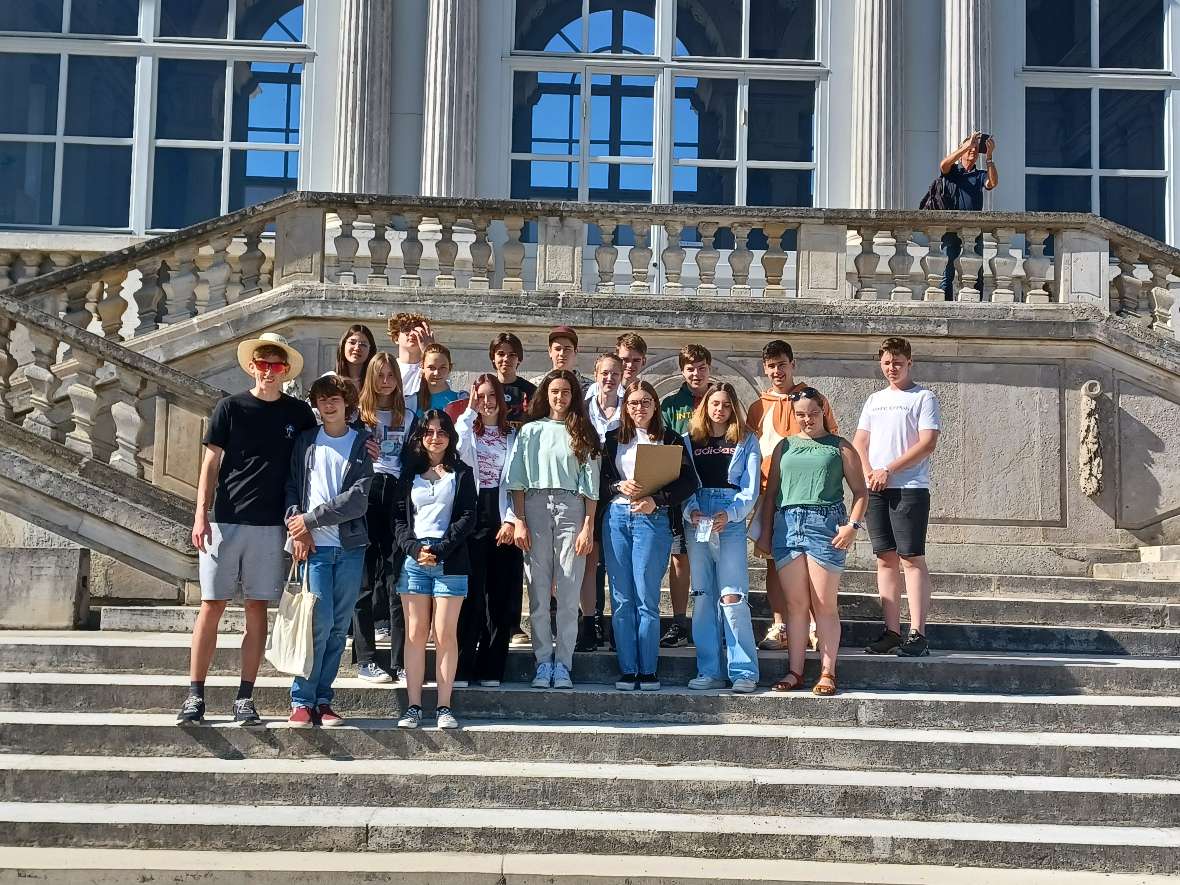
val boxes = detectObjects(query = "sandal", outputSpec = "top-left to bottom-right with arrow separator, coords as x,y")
771,671 -> 805,692
812,671 -> 837,697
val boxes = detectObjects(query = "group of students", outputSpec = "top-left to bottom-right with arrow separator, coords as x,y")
178,314 -> 941,731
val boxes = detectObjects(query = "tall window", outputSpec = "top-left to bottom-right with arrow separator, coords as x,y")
1024,0 -> 1171,240
509,0 -> 822,220
0,0 -> 307,233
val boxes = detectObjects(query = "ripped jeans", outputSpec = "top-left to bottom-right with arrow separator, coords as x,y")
686,487 -> 759,683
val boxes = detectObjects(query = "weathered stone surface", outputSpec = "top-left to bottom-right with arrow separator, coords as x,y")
0,548 -> 88,628
1115,379 -> 1180,531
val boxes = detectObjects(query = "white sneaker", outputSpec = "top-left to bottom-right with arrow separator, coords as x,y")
435,706 -> 460,729
375,627 -> 392,643
688,675 -> 726,690
552,662 -> 573,689
531,661 -> 554,688
478,679 -> 501,687
451,680 -> 469,688
397,705 -> 422,728
731,678 -> 757,694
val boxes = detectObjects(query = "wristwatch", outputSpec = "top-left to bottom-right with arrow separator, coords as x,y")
850,520 -> 865,530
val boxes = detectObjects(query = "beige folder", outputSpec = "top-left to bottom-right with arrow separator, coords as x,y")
633,443 -> 682,494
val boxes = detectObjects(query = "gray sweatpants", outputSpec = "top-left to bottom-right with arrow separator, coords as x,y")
523,489 -> 587,670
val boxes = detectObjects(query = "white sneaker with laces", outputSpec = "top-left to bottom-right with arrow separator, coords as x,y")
731,678 -> 757,694
552,662 -> 573,689
688,676 -> 727,690
531,661 -> 554,688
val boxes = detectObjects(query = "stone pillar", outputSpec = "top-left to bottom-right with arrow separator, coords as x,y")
849,0 -> 904,209
332,0 -> 393,193
942,0 -> 992,155
420,0 -> 479,197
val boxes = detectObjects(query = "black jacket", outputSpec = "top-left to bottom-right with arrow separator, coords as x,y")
392,460 -> 477,576
599,427 -> 699,513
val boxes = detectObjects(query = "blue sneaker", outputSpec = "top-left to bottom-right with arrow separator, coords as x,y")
357,662 -> 392,684
552,662 -> 573,689
531,661 -> 554,688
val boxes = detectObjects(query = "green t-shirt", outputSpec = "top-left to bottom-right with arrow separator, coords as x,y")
660,383 -> 700,436
776,434 -> 846,507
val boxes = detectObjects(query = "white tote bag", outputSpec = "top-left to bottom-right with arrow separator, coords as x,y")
264,562 -> 316,678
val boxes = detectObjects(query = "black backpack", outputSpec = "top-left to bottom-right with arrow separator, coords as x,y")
918,174 -> 957,210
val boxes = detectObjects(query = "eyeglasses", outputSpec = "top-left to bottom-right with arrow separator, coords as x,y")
626,398 -> 655,409
422,429 -> 449,438
252,359 -> 288,375
787,387 -> 821,402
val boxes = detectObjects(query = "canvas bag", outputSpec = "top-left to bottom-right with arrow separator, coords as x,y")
264,561 -> 316,678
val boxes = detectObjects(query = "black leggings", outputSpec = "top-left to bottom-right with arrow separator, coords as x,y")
352,473 -> 405,669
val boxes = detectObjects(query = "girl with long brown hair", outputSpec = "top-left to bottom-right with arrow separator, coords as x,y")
334,324 -> 377,389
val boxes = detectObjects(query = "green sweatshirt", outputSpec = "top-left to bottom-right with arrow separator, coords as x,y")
506,418 -> 601,500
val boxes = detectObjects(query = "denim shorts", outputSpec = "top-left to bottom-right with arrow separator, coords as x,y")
399,541 -> 468,598
772,503 -> 848,573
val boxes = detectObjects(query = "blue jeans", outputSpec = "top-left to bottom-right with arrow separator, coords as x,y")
290,545 -> 366,709
603,502 -> 673,676
687,488 -> 759,683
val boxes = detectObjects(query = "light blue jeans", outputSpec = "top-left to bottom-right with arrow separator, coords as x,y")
290,545 -> 366,709
603,502 -> 673,676
687,488 -> 759,683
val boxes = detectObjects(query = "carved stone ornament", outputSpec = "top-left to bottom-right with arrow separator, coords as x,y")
1078,380 -> 1103,498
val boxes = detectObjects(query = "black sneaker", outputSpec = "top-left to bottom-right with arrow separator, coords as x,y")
594,616 -> 608,648
176,695 -> 204,726
575,616 -> 597,652
637,673 -> 661,691
233,698 -> 263,726
659,622 -> 688,648
864,629 -> 903,655
895,631 -> 930,657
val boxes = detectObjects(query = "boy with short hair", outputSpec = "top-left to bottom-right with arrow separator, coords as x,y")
388,312 -> 433,400
615,332 -> 648,386
658,343 -> 713,648
746,339 -> 838,651
533,325 -> 592,392
284,374 -> 375,726
489,331 -> 536,423
178,333 -> 317,726
853,337 -> 941,657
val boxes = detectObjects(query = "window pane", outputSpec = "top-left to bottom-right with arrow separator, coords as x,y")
589,162 -> 651,202
0,2 -> 63,31
1025,0 -> 1088,66
61,144 -> 132,227
590,73 -> 654,158
1099,89 -> 1163,169
230,61 -> 301,144
675,0 -> 740,57
0,54 -> 59,135
748,80 -> 814,162
515,0 -> 582,52
152,147 -> 222,229
1025,174 -> 1091,213
749,0 -> 815,60
512,70 -> 581,155
237,1 -> 303,41
65,56 -> 136,138
70,0 -> 139,35
159,0 -> 227,38
156,59 -> 225,139
1099,0 -> 1163,69
510,159 -> 579,199
672,165 -> 735,204
1100,177 -> 1164,240
1025,87 -> 1089,168
0,143 -> 54,224
229,149 -> 297,210
673,77 -> 737,161
747,168 -> 812,207
588,0 -> 654,54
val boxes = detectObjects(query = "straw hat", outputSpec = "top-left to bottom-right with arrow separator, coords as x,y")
235,332 -> 304,380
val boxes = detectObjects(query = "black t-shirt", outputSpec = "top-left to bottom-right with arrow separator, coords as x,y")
944,163 -> 988,211
502,377 -> 537,424
692,435 -> 738,490
204,391 -> 317,525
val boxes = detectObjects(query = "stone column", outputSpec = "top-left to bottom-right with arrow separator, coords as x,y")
420,0 -> 479,198
332,0 -> 393,193
849,0 -> 904,209
942,0 -> 991,155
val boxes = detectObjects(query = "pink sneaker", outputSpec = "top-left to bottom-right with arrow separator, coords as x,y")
317,705 -> 345,727
288,706 -> 316,728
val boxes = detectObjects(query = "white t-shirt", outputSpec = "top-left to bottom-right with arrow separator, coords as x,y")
398,359 -> 421,412
410,470 -> 457,539
373,408 -> 415,477
587,391 -> 622,442
856,384 -> 941,489
611,428 -> 653,505
307,427 -> 357,547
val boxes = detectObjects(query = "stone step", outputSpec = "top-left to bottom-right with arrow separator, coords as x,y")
5,633 -> 1180,696
5,754 -> 1179,827
1094,561 -> 1180,582
1,673 -> 1177,734
0,802 -> 1175,873
4,712 -> 1177,780
4,848 -> 1175,885
1141,546 -> 1180,563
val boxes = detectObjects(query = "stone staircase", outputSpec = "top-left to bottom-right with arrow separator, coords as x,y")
1095,546 -> 1180,582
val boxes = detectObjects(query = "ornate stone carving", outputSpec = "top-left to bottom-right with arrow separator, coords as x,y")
1079,380 -> 1103,498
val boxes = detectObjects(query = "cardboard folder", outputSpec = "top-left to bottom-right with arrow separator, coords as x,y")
633,443 -> 682,494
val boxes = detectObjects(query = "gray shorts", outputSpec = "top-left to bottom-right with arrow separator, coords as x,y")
198,523 -> 287,602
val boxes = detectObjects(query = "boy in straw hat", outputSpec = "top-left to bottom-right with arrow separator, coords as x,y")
178,332 -> 316,726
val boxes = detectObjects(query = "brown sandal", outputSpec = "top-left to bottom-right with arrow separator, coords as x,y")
812,671 -> 837,696
771,671 -> 805,692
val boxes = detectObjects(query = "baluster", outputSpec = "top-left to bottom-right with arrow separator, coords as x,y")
728,223 -> 753,297
468,215 -> 492,291
225,255 -> 242,305
368,210 -> 392,286
920,227 -> 948,301
1147,263 -> 1174,335
400,212 -> 423,287
760,223 -> 788,297
133,259 -> 164,335
97,270 -> 128,341
1115,249 -> 1146,323
162,246 -> 198,323
61,278 -> 92,332
661,220 -> 686,295
956,227 -> 984,302
0,318 -> 15,421
204,235 -> 232,311
334,207 -> 359,284
0,253 -> 12,288
595,219 -> 618,294
501,216 -> 526,292
63,352 -> 102,458
17,251 -> 45,283
49,251 -> 78,285
108,370 -> 154,478
696,222 -> 720,297
888,229 -> 914,300
988,229 -> 1019,303
435,214 -> 458,288
852,228 -> 879,300
193,254 -> 212,315
239,224 -> 265,298
23,330 -> 63,441
628,223 -> 653,295
1024,229 -> 1052,303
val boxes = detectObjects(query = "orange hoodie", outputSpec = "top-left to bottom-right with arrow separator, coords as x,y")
746,382 -> 839,488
